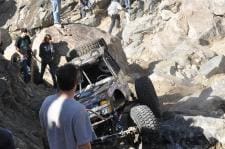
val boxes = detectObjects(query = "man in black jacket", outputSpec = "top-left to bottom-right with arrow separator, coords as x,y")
39,34 -> 57,88
15,28 -> 32,83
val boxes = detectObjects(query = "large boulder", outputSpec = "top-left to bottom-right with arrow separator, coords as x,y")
161,114 -> 225,147
200,55 -> 225,78
0,0 -> 17,27
209,0 -> 225,16
1,0 -> 53,30
123,0 -> 225,72
167,74 -> 225,117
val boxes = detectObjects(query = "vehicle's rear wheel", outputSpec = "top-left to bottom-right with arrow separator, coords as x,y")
135,76 -> 161,118
130,105 -> 159,132
130,105 -> 160,148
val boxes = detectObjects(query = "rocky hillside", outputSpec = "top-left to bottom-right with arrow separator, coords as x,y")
1,0 -> 225,148
0,54 -> 54,148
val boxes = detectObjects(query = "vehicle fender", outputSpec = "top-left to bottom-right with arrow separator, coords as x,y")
107,81 -> 130,99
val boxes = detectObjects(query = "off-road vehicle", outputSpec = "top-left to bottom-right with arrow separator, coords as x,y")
69,38 -> 161,147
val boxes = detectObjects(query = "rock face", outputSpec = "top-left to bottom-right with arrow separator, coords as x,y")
121,0 -> 225,147
161,114 -> 225,148
0,56 -> 51,149
200,55 -> 225,78
0,28 -> 12,53
0,0 -> 52,30
123,0 -> 225,69
0,0 -> 110,31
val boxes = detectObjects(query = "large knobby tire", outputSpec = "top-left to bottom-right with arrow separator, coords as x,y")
135,76 -> 161,118
130,105 -> 160,147
130,105 -> 159,132
66,38 -> 107,62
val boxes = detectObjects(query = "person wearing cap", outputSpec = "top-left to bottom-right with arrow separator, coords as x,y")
15,28 -> 32,83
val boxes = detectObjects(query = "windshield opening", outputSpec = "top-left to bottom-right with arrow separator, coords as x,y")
77,57 -> 113,90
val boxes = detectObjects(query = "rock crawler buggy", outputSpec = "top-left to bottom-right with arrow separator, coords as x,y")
66,38 -> 161,148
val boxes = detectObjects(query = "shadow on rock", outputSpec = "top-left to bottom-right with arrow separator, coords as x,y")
0,28 -> 12,54
171,87 -> 225,117
54,41 -> 70,66
128,60 -> 161,78
161,114 -> 218,148
0,0 -> 17,27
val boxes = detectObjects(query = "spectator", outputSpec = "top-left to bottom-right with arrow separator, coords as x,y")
39,63 -> 96,149
51,0 -> 62,28
108,0 -> 123,33
15,28 -> 32,83
120,0 -> 131,11
39,34 -> 57,88
0,128 -> 15,149
80,0 -> 94,19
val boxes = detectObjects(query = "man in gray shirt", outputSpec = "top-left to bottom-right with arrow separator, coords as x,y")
39,63 -> 95,149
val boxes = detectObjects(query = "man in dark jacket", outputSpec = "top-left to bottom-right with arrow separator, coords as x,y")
39,34 -> 57,88
15,28 -> 32,83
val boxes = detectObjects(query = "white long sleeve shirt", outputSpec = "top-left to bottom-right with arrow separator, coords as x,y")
107,1 -> 122,16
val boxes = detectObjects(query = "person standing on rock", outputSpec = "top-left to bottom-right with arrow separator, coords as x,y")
0,127 -> 15,149
121,0 -> 131,16
39,63 -> 96,149
80,0 -> 94,19
39,34 -> 57,88
80,0 -> 88,18
51,0 -> 62,28
15,28 -> 32,83
108,0 -> 123,33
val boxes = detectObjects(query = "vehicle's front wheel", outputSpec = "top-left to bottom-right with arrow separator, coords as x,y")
130,105 -> 160,148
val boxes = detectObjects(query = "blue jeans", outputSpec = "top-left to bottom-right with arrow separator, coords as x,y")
51,0 -> 61,24
124,0 -> 131,9
21,59 -> 30,83
108,14 -> 121,33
